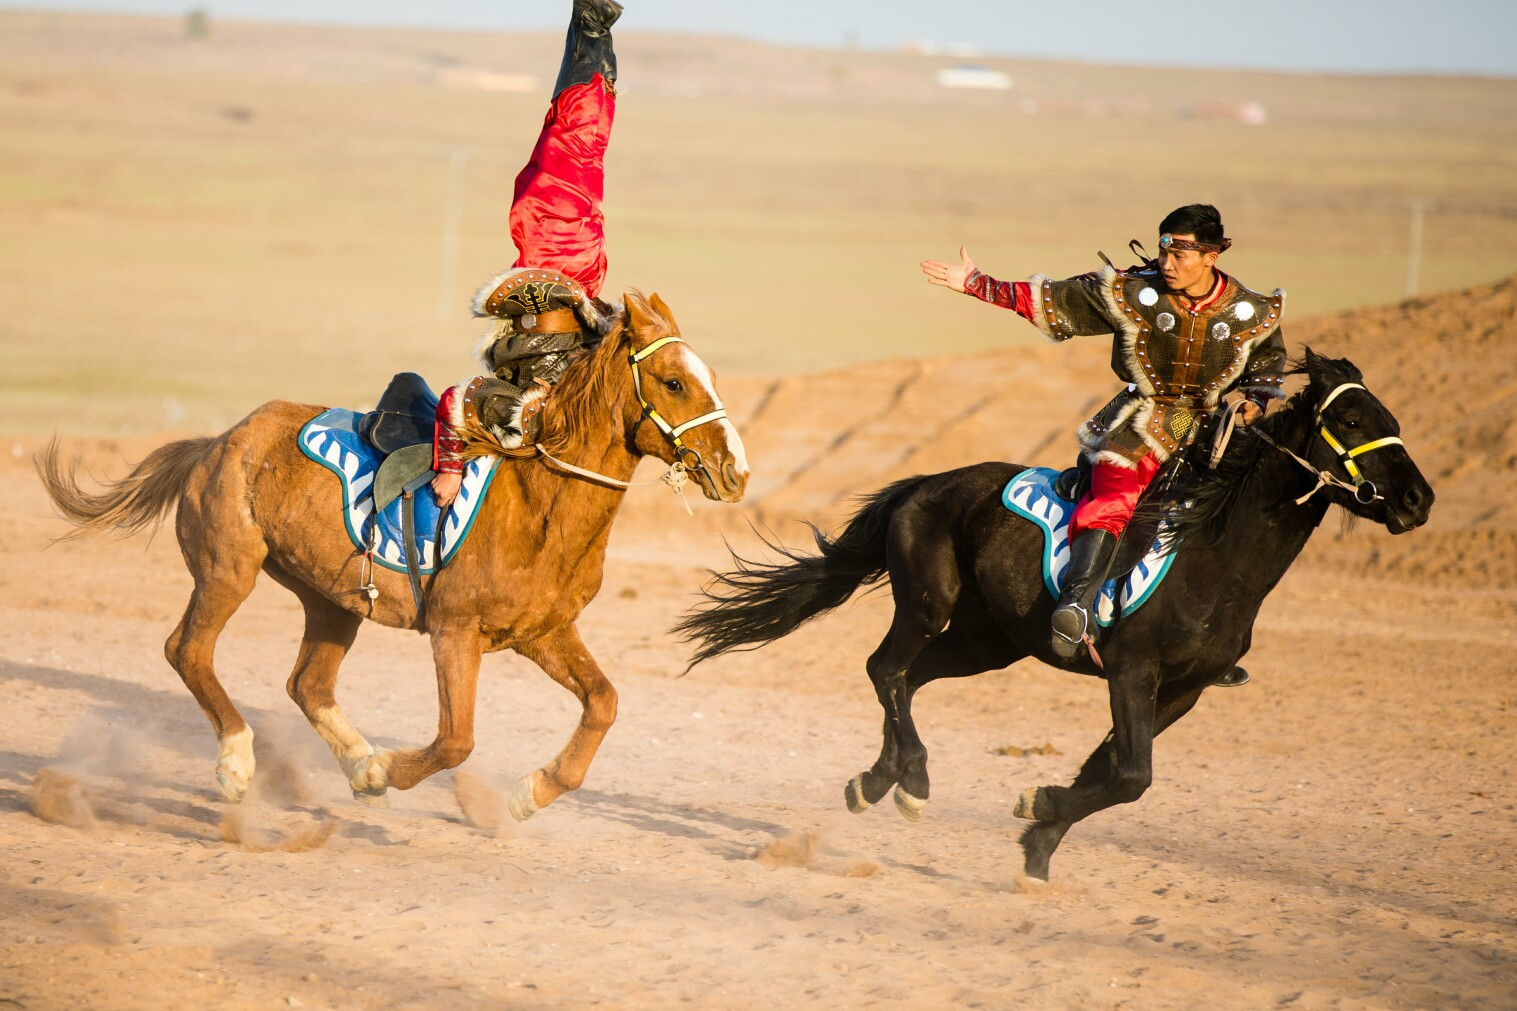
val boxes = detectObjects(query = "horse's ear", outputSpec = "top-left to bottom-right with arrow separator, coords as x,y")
623,290 -> 655,335
1301,346 -> 1322,383
1303,346 -> 1363,389
648,293 -> 680,334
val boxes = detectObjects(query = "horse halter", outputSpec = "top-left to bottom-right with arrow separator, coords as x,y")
532,334 -> 729,514
627,335 -> 729,481
1258,382 -> 1406,506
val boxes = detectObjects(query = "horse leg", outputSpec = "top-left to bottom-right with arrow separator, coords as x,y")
506,624 -> 618,822
278,588 -> 376,802
164,531 -> 267,803
854,619 -> 1023,821
846,519 -> 963,819
1018,677 -> 1206,880
845,712 -> 901,814
350,625 -> 484,800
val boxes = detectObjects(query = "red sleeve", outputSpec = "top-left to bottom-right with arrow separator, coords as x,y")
964,270 -> 1035,322
433,385 -> 466,475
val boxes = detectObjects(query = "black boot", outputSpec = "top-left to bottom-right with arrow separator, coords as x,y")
1050,529 -> 1118,660
554,0 -> 624,98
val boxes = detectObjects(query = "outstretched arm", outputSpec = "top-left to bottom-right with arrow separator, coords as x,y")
923,246 -> 1037,320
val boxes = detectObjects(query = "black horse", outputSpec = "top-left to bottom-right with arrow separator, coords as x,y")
676,351 -> 1434,880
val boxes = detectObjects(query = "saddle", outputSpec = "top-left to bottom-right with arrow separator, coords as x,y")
357,373 -> 444,624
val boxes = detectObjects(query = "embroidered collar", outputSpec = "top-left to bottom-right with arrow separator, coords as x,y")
1176,270 -> 1229,314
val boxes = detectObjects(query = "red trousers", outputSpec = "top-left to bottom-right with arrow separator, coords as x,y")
509,75 -> 616,298
1069,453 -> 1162,540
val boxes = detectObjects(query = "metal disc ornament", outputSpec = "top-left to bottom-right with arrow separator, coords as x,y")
1138,287 -> 1159,306
1156,312 -> 1176,332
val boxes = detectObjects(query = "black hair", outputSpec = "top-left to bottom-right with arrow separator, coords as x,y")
1159,204 -> 1225,245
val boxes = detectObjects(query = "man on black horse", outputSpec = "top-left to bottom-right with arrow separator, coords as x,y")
431,0 -> 625,505
921,204 -> 1287,674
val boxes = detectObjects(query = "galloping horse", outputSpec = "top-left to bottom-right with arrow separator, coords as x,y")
677,351 -> 1432,879
39,291 -> 748,818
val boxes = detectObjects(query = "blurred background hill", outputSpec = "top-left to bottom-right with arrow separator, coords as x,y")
2,11 -> 1515,438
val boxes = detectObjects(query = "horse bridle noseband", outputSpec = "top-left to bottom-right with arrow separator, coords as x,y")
1257,382 -> 1405,506
532,335 -> 729,511
627,335 -> 729,482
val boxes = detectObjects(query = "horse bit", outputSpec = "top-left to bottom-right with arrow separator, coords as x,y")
1255,382 -> 1405,506
533,335 -> 729,514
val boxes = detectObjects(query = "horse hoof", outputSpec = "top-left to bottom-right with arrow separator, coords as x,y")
1012,786 -> 1041,820
214,727 -> 255,803
507,775 -> 540,823
215,767 -> 249,804
844,775 -> 873,814
352,786 -> 389,808
348,753 -> 389,794
892,786 -> 926,822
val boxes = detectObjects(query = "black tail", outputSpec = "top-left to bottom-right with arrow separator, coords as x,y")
674,475 -> 931,669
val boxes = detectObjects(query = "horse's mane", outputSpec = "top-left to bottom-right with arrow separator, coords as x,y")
1141,351 -> 1363,549
455,290 -> 675,460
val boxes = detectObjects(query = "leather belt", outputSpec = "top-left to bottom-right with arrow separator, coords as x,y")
513,309 -> 581,334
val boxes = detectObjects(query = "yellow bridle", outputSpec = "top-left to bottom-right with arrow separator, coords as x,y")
530,335 -> 730,515
1312,382 -> 1405,502
627,335 -> 729,479
1258,381 -> 1407,506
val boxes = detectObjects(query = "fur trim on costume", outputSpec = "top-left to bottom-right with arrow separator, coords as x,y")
493,384 -> 550,450
1125,397 -> 1175,462
575,296 -> 612,337
445,382 -> 468,431
472,320 -> 511,372
1092,448 -> 1141,470
1201,286 -> 1287,406
1025,274 -> 1063,341
1078,391 -> 1146,463
472,268 -> 530,318
1095,265 -> 1154,398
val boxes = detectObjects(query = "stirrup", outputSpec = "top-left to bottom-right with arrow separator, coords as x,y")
1211,666 -> 1250,688
1050,602 -> 1089,659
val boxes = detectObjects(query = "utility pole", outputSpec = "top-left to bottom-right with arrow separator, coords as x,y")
437,148 -> 469,320
1405,200 -> 1429,298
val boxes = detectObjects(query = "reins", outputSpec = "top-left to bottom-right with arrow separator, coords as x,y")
1255,382 -> 1405,506
530,334 -> 729,516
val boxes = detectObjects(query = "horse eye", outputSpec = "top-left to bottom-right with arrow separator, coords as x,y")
1342,415 -> 1360,430
664,378 -> 684,393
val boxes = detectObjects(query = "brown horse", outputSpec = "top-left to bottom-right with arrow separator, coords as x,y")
37,291 -> 748,818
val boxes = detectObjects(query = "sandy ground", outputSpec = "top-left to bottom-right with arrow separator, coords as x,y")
3,12 -> 1517,1010
3,276 -> 1515,1009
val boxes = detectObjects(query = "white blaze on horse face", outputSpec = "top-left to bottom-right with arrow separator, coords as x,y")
673,343 -> 750,484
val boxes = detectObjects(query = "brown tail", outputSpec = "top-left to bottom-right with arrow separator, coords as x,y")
35,436 -> 216,541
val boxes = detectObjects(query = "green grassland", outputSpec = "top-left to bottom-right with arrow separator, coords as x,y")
2,13 -> 1515,434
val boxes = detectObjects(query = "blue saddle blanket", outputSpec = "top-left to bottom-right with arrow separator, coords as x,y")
299,408 -> 499,575
1000,467 -> 1176,627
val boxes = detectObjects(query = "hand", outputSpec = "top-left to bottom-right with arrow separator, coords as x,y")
920,246 -> 976,293
431,471 -> 462,506
1236,400 -> 1263,426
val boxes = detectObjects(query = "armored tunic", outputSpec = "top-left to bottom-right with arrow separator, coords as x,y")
1021,264 -> 1286,467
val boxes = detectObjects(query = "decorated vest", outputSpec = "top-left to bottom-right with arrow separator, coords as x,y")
1030,264 -> 1286,467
